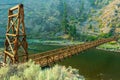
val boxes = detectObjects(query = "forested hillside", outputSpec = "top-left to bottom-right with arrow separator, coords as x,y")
0,0 -> 118,40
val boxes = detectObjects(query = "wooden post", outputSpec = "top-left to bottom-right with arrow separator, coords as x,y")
4,4 -> 28,64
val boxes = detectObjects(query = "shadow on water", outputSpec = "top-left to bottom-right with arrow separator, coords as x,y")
57,48 -> 120,80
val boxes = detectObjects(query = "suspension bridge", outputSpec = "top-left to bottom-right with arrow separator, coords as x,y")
2,4 -> 119,67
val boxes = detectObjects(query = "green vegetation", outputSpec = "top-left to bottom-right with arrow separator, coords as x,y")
78,34 -> 98,42
0,60 -> 84,80
97,41 -> 120,52
0,0 -> 116,41
61,2 -> 69,34
61,2 -> 77,40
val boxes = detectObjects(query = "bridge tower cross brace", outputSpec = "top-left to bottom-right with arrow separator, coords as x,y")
4,4 -> 28,64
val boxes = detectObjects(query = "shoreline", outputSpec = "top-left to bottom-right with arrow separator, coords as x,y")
0,40 -> 120,53
96,47 -> 120,53
40,41 -> 120,53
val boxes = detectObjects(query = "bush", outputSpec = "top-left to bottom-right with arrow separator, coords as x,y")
0,60 -> 85,80
109,41 -> 117,45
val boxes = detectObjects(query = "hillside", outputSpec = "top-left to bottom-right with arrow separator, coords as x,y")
0,0 -> 117,40
98,0 -> 120,33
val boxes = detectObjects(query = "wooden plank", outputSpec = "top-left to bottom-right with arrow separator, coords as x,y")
8,13 -> 18,18
9,5 -> 19,11
31,49 -> 65,60
6,33 -> 16,36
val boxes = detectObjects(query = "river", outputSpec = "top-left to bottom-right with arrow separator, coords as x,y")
57,48 -> 120,80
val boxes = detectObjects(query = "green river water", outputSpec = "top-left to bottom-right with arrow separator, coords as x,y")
57,48 -> 120,80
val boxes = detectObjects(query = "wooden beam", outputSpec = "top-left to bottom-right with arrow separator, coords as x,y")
6,36 -> 14,54
9,5 -> 19,11
8,13 -> 18,18
7,17 -> 18,32
4,51 -> 14,58
6,33 -> 16,37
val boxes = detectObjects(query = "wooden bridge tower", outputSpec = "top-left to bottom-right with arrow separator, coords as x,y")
4,4 -> 28,64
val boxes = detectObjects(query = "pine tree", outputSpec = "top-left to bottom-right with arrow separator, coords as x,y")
69,17 -> 77,40
88,24 -> 93,29
61,1 -> 69,34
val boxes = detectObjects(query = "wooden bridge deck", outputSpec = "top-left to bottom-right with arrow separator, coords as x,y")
28,37 -> 118,67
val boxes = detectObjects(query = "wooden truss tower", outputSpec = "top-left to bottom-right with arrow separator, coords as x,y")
4,4 -> 28,64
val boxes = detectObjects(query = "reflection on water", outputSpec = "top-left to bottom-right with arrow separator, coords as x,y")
57,48 -> 120,80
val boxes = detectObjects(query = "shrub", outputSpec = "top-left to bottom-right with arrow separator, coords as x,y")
109,41 -> 117,45
0,60 -> 85,80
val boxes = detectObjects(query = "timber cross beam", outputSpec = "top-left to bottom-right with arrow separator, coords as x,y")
4,4 -> 28,64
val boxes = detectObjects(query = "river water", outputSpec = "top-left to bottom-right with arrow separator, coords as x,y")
57,48 -> 120,80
